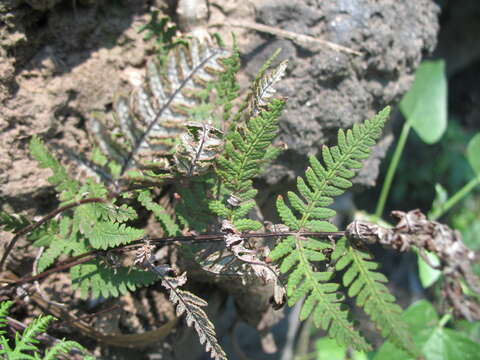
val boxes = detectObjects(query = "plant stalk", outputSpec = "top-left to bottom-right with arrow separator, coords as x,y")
375,121 -> 412,219
429,176 -> 480,220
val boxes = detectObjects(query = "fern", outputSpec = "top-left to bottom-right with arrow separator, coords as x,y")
159,274 -> 227,360
0,301 -> 90,359
29,136 -> 80,203
71,260 -> 157,299
0,211 -> 30,232
211,58 -> 287,231
88,39 -> 230,180
27,138 -> 154,297
138,189 -> 180,236
270,107 -> 392,351
333,237 -> 417,355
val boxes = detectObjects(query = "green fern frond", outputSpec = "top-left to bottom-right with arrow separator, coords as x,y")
29,136 -> 79,201
213,97 -> 285,231
269,234 -> 370,351
0,301 -> 88,359
138,189 -> 180,236
271,107 -> 391,351
0,211 -> 30,232
0,301 -> 11,336
83,222 -> 144,250
10,314 -> 53,356
334,237 -> 417,355
71,261 -> 157,299
43,340 -> 88,360
215,35 -> 241,123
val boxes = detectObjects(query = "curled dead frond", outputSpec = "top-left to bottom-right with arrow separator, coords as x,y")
346,209 -> 480,320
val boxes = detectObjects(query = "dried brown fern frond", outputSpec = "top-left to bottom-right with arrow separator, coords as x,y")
87,39 -> 230,180
144,262 -> 227,360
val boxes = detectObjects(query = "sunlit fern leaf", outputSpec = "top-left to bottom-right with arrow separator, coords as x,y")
88,39 -> 230,179
0,301 -> 89,359
271,107 -> 391,351
212,98 -> 285,232
138,189 -> 179,236
71,261 -> 157,299
29,136 -> 79,202
0,301 -> 11,335
269,234 -> 371,351
333,237 -> 418,356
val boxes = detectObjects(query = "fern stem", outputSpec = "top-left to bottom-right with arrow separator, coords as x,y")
5,231 -> 345,288
374,121 -> 411,219
429,176 -> 480,220
0,198 -> 106,271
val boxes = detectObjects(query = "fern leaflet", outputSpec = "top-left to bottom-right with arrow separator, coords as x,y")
334,237 -> 417,355
138,189 -> 180,236
71,260 -> 157,299
271,107 -> 392,351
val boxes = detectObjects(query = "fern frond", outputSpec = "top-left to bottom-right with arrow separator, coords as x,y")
334,238 -> 417,355
271,107 -> 391,351
83,222 -> 144,250
43,340 -> 87,360
29,136 -> 79,201
161,275 -> 227,360
0,211 -> 30,232
11,314 -> 54,356
71,261 -> 157,299
0,301 -> 88,359
269,234 -> 370,351
88,39 -> 230,178
215,35 -> 241,123
249,60 -> 287,117
213,97 -> 285,231
0,301 -> 11,336
138,189 -> 179,236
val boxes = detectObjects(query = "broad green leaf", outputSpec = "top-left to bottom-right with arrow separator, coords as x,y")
374,300 -> 480,360
418,251 -> 441,288
400,60 -> 447,144
467,133 -> 480,175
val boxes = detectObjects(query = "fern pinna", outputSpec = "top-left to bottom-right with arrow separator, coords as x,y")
270,107 -> 416,355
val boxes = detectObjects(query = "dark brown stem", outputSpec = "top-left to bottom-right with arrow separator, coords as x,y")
4,230 -> 345,288
0,198 -> 106,271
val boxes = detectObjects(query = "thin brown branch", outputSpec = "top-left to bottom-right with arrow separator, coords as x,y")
209,20 -> 362,56
4,230 -> 345,289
